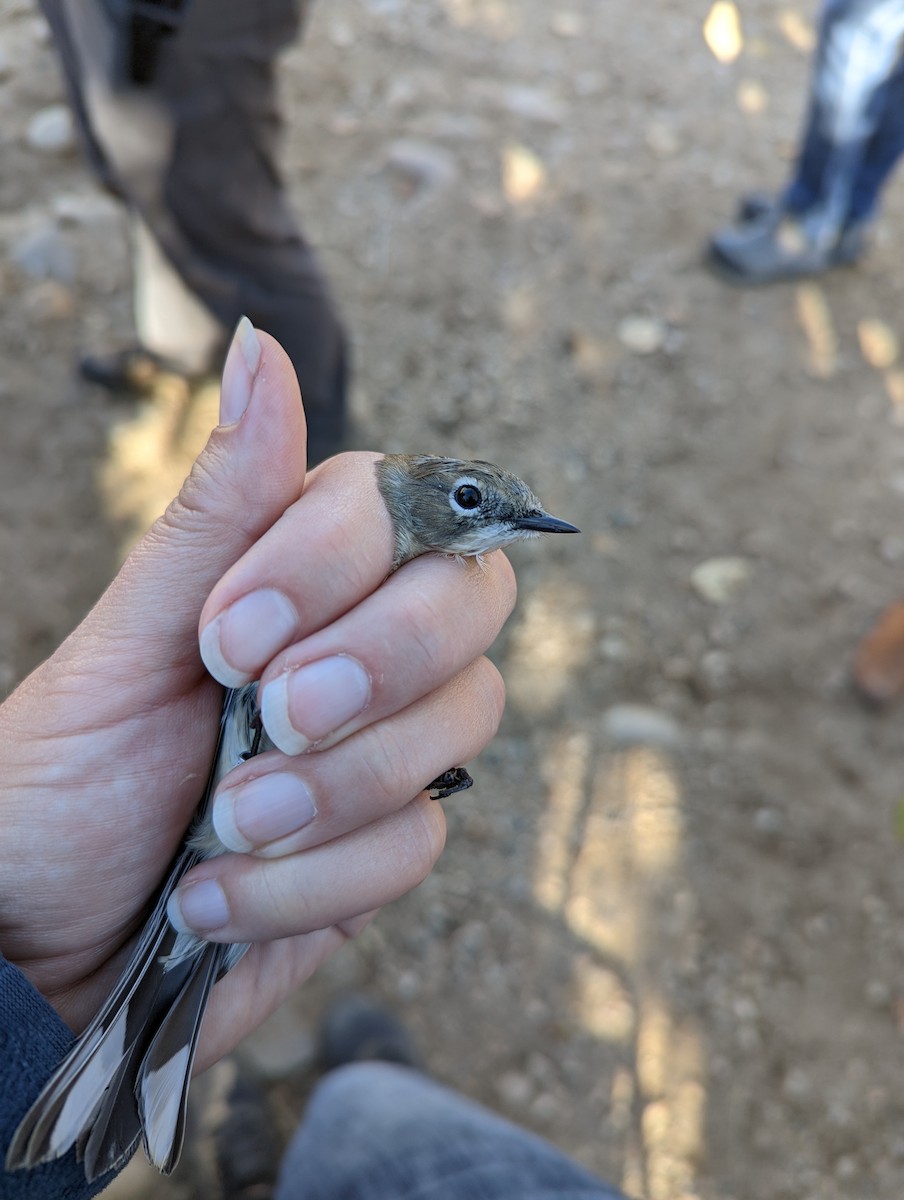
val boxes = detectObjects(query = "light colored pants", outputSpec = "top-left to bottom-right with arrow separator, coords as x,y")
275,1063 -> 624,1200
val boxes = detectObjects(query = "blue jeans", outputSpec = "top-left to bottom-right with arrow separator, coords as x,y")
785,0 -> 904,243
273,1063 -> 625,1200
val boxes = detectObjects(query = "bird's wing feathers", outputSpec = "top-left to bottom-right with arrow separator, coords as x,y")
7,684 -> 262,1180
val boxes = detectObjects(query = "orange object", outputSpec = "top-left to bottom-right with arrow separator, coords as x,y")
853,597 -> 904,703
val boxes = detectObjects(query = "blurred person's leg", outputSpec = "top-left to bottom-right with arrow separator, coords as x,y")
273,1062 -> 624,1200
708,0 -> 904,283
845,30 -> 904,222
38,0 -> 346,460
784,0 -> 904,242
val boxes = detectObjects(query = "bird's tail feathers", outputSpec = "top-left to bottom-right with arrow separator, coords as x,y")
5,849 -> 200,1179
138,943 -> 223,1173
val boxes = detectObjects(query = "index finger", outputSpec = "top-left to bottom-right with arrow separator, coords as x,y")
198,452 -> 400,687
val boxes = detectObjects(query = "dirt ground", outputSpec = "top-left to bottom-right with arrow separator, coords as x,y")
5,1 -> 904,1197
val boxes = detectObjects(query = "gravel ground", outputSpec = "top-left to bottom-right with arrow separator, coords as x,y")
4,2 -> 904,1197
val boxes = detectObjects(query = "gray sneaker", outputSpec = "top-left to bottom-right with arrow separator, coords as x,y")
707,206 -> 868,285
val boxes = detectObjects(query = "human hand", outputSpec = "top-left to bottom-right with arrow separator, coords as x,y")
0,324 -> 513,1072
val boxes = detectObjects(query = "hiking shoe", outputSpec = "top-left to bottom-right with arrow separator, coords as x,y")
707,207 -> 868,285
316,996 -> 424,1073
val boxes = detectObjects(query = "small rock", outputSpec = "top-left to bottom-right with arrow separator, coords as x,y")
386,139 -> 458,195
890,1136 -> 904,1162
385,76 -> 417,109
617,314 -> 665,355
499,85 -> 565,125
607,505 -> 640,529
23,279 -> 75,321
782,1066 -> 812,1102
598,633 -> 630,662
8,223 -> 75,282
736,1024 -> 761,1052
732,996 -> 759,1022
879,534 -> 904,564
804,914 -> 829,940
496,1070 -> 533,1109
601,704 -> 683,748
25,103 -> 75,154
328,111 -> 361,137
645,122 -> 681,158
550,11 -> 584,37
395,968 -> 421,1001
452,920 -> 489,958
527,1052 -> 555,1084
753,807 -> 782,837
690,556 -> 752,604
864,979 -> 891,1009
574,71 -> 603,97
697,649 -> 734,693
662,656 -> 693,682
835,1155 -> 859,1183
670,525 -> 701,551
52,190 -> 120,227
328,21 -> 354,47
530,1092 -> 560,1122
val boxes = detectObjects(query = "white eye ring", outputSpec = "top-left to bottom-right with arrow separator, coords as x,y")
449,477 -> 483,514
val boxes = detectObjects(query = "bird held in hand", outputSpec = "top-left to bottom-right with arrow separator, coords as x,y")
6,454 -> 578,1183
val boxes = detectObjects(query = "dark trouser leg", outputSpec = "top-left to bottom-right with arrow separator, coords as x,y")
38,0 -> 347,460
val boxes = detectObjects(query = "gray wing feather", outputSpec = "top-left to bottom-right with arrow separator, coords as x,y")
6,684 -> 260,1181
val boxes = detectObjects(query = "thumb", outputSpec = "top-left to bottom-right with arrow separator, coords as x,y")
73,321 -> 309,688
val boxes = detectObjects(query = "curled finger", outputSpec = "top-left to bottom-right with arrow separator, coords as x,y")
210,656 -> 504,858
169,795 -> 446,944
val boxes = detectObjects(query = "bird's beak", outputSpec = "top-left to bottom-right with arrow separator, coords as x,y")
512,512 -> 580,535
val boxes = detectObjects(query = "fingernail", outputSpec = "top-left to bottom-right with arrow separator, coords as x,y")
219,316 -> 261,425
167,878 -> 230,935
213,773 -> 317,852
260,655 -> 371,755
200,589 -> 299,687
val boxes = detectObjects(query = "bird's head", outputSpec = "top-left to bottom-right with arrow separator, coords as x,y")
376,454 -> 579,569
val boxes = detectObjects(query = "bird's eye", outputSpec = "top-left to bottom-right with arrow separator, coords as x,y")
453,484 -> 482,510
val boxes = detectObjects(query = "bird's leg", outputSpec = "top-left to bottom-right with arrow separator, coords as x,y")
425,767 -> 474,799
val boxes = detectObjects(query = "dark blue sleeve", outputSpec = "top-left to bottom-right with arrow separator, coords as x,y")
0,958 -> 119,1199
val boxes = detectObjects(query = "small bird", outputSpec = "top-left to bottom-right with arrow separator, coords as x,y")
376,454 -> 579,565
7,454 -> 578,1183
